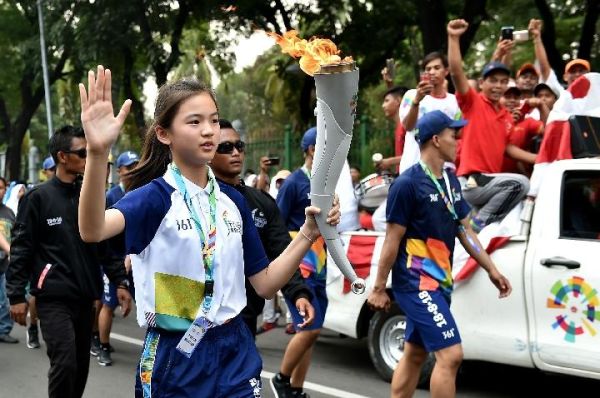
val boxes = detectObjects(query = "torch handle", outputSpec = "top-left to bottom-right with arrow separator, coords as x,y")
311,194 -> 365,295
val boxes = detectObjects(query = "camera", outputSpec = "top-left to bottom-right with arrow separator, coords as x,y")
501,26 -> 514,41
267,156 -> 280,166
513,30 -> 529,42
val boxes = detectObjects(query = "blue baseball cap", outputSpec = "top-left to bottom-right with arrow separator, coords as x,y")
116,151 -> 140,168
42,156 -> 55,170
416,111 -> 468,145
481,61 -> 511,78
301,127 -> 317,151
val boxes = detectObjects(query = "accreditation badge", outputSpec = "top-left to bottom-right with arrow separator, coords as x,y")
175,316 -> 213,358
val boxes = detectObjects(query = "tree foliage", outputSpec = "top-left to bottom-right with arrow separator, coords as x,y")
0,0 -> 598,178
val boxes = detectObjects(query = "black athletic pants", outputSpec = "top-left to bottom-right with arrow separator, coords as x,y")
37,298 -> 94,398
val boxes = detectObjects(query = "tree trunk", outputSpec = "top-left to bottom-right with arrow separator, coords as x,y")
0,97 -> 11,145
136,0 -> 190,87
6,96 -> 43,180
299,75 -> 314,125
4,45 -> 69,180
578,0 -> 600,60
535,0 -> 564,81
123,47 -> 147,139
273,0 -> 293,31
416,0 -> 448,55
460,0 -> 488,57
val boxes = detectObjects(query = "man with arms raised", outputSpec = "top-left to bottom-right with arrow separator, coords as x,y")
447,19 -> 532,231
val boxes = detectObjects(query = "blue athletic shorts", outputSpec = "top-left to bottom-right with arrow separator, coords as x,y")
393,289 -> 461,352
135,316 -> 262,398
285,277 -> 328,332
102,274 -> 118,309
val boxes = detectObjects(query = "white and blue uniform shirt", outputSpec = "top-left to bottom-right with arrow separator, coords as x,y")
113,169 -> 269,332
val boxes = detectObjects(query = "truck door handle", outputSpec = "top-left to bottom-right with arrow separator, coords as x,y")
540,257 -> 581,269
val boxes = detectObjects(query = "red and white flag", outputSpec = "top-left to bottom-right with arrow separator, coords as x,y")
530,72 -> 600,196
453,204 -> 522,282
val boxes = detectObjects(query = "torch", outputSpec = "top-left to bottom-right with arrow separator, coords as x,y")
270,31 -> 366,294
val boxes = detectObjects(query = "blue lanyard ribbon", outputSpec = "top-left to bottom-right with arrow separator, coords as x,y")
170,163 -> 218,310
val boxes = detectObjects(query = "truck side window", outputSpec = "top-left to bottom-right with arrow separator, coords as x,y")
561,170 -> 600,240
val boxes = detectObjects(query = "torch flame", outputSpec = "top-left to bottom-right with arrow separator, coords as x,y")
267,30 -> 353,76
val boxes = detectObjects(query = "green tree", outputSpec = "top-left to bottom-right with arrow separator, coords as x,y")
0,1 -> 78,180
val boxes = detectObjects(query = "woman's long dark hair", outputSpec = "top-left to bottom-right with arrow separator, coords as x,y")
124,79 -> 218,191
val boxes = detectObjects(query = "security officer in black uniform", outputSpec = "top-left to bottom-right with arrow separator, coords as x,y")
211,119 -> 315,335
6,125 -> 132,398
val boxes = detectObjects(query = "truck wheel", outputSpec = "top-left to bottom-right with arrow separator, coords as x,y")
367,303 -> 435,387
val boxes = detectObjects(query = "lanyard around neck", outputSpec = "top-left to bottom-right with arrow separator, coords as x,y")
419,161 -> 480,252
301,165 -> 311,179
170,163 -> 218,302
419,160 -> 457,221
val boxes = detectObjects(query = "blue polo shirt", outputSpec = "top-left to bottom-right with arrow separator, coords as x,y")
276,168 -> 310,231
106,184 -> 125,208
113,169 -> 269,331
386,164 -> 470,297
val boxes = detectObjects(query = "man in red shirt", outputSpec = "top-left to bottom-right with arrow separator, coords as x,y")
448,19 -> 533,231
500,83 -> 547,175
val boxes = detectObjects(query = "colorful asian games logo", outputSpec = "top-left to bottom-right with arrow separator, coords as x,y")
547,276 -> 600,342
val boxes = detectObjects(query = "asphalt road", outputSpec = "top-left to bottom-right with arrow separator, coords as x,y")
1,314 -> 598,397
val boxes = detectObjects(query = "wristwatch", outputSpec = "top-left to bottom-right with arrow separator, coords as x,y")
117,279 -> 131,290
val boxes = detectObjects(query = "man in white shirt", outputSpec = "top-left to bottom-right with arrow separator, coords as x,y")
399,51 -> 462,174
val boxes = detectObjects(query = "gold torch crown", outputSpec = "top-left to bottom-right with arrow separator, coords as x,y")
267,30 -> 354,75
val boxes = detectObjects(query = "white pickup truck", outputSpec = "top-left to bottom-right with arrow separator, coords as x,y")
324,159 -> 600,383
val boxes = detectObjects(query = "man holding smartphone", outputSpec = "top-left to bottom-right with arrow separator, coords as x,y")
399,51 -> 462,174
256,155 -> 279,193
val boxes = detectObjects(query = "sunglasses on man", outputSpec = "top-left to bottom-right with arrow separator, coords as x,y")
216,141 -> 245,154
62,148 -> 87,158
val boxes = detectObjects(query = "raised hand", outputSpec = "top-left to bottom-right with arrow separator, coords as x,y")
492,39 -> 514,61
381,67 -> 393,84
447,19 -> 469,37
528,19 -> 542,39
79,65 -> 132,156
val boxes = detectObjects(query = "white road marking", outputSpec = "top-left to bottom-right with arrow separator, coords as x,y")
110,332 -> 372,398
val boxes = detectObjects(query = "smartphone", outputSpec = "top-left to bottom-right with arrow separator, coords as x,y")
501,26 -> 514,41
267,156 -> 280,166
420,72 -> 430,83
386,58 -> 395,80
513,30 -> 529,42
